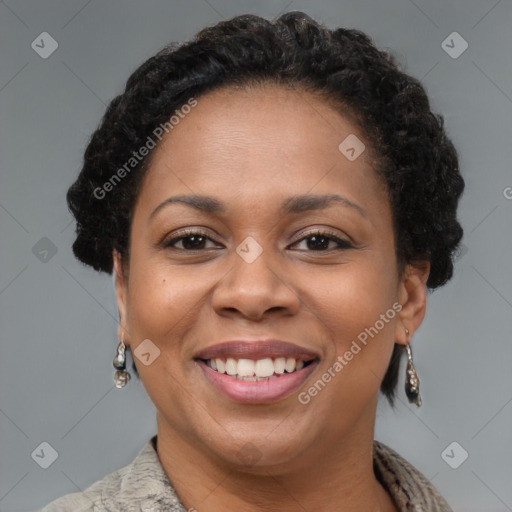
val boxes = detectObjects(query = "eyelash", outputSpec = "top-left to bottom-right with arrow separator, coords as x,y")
162,229 -> 353,252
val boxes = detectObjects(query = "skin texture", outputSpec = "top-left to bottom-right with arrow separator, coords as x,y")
113,85 -> 429,512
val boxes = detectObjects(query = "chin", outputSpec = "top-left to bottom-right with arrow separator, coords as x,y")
199,415 -> 315,472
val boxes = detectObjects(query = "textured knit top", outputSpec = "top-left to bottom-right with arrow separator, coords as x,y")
42,435 -> 453,511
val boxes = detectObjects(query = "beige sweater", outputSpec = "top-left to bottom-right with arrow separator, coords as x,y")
42,435 -> 453,511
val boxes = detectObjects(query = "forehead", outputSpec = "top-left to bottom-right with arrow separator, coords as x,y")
135,84 -> 387,216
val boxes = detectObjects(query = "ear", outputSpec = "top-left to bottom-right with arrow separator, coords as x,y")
394,262 -> 430,345
113,249 -> 129,345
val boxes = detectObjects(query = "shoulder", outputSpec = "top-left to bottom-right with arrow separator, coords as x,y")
41,464 -> 129,512
373,439 -> 454,512
41,436 -> 185,512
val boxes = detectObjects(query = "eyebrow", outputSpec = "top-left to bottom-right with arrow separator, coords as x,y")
149,193 -> 368,219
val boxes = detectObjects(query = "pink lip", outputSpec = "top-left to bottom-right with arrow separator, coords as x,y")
197,359 -> 319,404
194,339 -> 320,361
194,340 -> 320,404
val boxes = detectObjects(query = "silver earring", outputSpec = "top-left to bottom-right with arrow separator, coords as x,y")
113,333 -> 131,388
404,338 -> 422,407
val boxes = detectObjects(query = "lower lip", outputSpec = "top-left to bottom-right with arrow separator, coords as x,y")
197,360 -> 318,404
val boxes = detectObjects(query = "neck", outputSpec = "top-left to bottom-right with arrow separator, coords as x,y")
155,396 -> 396,512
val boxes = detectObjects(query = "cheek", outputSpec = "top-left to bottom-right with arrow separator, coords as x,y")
124,259 -> 199,354
311,253 -> 399,397
124,254 -> 225,368
123,261 -> 199,409
317,251 -> 398,335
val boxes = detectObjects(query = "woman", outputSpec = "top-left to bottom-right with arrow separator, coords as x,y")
43,11 -> 463,512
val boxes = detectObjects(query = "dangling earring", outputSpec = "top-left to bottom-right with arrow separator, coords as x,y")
113,332 -> 131,388
404,330 -> 422,407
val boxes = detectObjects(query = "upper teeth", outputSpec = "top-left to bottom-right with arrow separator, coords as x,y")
206,357 -> 305,378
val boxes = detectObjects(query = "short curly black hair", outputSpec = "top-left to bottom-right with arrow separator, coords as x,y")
67,11 -> 464,407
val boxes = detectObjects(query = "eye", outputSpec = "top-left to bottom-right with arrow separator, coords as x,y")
162,229 -> 222,251
161,228 -> 353,252
290,230 -> 353,251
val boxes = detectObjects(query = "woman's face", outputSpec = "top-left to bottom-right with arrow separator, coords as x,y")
115,85 -> 426,471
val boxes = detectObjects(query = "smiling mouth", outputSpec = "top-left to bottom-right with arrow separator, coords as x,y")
194,339 -> 321,403
198,356 -> 318,381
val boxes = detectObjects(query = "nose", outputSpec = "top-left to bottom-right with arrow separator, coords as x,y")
211,246 -> 301,322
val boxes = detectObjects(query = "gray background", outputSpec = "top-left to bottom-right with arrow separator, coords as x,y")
0,1 -> 511,511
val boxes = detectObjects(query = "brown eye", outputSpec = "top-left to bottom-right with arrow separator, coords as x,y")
162,230 -> 221,251
291,231 -> 353,251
